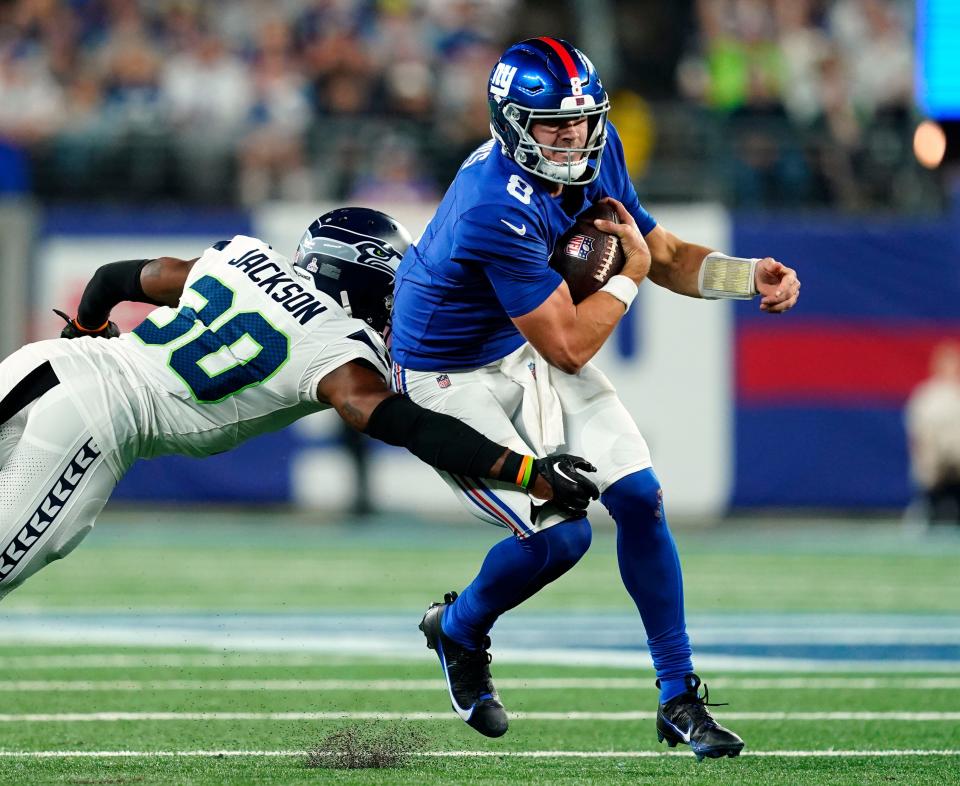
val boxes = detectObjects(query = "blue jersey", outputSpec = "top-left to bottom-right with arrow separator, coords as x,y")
391,122 -> 657,371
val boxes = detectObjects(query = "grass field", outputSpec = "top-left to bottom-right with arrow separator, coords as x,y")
1,509 -> 958,784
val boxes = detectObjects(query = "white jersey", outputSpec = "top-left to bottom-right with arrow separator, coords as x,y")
40,235 -> 390,478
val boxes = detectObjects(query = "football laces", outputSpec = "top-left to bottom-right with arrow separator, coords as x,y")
593,235 -> 620,283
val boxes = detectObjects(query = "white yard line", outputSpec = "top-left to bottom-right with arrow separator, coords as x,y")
0,654 -> 353,669
1,711 -> 959,722
0,677 -> 958,691
0,748 -> 958,759
1,651 -> 958,672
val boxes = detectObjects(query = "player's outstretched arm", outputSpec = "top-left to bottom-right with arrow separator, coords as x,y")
317,361 -> 599,514
57,257 -> 197,338
139,257 -> 198,306
643,224 -> 801,313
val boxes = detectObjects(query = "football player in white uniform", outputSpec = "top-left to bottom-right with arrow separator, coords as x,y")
0,208 -> 599,600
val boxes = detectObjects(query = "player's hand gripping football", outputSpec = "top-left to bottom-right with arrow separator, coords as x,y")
592,197 -> 652,286
53,309 -> 121,339
529,453 -> 600,516
755,258 -> 800,314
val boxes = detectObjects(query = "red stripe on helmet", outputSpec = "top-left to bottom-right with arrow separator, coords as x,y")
536,37 -> 580,81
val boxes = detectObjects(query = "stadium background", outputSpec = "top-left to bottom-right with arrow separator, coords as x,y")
3,0 -> 955,515
0,1 -> 959,782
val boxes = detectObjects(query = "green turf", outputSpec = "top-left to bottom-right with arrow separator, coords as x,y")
0,654 -> 957,785
8,754 -> 958,786
4,512 -> 959,612
0,512 -> 957,783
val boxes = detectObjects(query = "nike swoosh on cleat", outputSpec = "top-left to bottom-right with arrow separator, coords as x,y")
663,717 -> 693,743
437,640 -> 475,722
500,219 -> 527,236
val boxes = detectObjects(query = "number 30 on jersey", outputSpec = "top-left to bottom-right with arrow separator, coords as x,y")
133,275 -> 289,403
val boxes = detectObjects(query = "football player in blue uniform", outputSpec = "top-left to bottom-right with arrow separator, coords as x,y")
391,38 -> 800,757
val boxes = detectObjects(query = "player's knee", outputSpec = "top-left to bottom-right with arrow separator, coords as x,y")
45,522 -> 94,565
541,516 -> 592,567
602,468 -> 664,525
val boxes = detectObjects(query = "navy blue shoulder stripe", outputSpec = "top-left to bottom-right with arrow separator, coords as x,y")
347,330 -> 389,371
211,240 -> 231,251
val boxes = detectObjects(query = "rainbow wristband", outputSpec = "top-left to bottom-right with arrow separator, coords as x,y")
516,455 -> 534,488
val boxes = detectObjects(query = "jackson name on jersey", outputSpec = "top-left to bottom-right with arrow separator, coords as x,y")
41,235 -> 390,478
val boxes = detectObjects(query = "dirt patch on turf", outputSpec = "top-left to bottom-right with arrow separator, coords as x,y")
305,722 -> 428,769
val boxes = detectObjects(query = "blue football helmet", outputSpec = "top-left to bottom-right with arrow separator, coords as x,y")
488,37 -> 609,185
294,207 -> 412,335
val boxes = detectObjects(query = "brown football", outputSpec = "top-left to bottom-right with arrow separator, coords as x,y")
549,202 -> 625,304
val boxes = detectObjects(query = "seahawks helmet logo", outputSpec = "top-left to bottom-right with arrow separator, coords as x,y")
298,226 -> 401,276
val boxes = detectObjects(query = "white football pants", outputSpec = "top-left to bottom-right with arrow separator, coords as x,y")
0,350 -> 120,600
392,342 -> 653,537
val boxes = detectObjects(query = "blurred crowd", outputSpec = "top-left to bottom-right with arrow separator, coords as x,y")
0,0 -> 940,210
677,0 -> 925,210
0,0 -> 512,204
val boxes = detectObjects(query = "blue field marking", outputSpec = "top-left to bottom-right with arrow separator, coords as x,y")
1,612 -> 958,670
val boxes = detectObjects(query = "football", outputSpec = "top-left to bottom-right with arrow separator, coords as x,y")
549,202 -> 625,304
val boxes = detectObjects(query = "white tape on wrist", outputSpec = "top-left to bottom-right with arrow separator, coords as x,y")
599,275 -> 639,312
698,252 -> 758,300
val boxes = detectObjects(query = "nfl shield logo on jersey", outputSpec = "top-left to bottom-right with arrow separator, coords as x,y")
565,234 -> 595,260
436,374 -> 452,389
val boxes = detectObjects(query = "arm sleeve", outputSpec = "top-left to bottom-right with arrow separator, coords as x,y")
604,122 -> 657,236
76,259 -> 164,329
453,206 -> 563,318
366,393 -> 521,482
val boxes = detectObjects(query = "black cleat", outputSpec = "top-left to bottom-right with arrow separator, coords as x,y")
419,591 -> 508,738
656,674 -> 745,761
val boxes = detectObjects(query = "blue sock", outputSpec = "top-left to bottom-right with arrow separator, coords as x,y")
657,677 -> 690,704
441,518 -> 592,648
601,469 -> 693,703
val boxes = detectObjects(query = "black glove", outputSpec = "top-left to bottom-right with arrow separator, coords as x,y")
530,453 -> 600,516
53,308 -> 120,339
